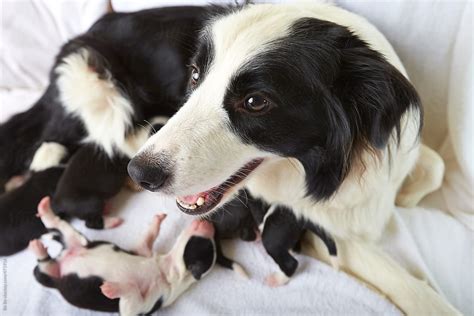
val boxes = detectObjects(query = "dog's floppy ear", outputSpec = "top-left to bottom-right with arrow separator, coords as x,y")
299,39 -> 421,201
336,47 -> 422,149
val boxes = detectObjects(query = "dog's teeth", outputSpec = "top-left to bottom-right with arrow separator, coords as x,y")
177,198 -> 199,210
196,197 -> 205,206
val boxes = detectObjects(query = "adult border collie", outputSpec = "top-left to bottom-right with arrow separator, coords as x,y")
0,6 -> 214,190
129,3 -> 455,314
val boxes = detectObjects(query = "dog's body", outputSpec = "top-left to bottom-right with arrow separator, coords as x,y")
31,197 -> 216,315
0,167 -> 64,256
0,6 -> 210,193
51,143 -> 129,229
129,3 -> 456,313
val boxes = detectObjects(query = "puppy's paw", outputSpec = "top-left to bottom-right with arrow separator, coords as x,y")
5,175 -> 28,192
28,239 -> 48,259
154,213 -> 167,224
100,282 -> 121,299
103,216 -> 124,229
264,272 -> 290,288
37,196 -> 54,217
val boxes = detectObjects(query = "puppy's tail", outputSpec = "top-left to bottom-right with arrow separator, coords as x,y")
215,239 -> 249,279
305,222 -> 339,270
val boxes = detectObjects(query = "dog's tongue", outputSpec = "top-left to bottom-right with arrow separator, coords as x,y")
180,194 -> 201,204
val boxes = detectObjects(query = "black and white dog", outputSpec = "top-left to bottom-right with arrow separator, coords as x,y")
129,3 -> 454,314
30,197 -> 216,315
0,6 -> 215,254
0,6 -> 212,193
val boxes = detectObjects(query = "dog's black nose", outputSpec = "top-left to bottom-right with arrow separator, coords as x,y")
127,157 -> 169,192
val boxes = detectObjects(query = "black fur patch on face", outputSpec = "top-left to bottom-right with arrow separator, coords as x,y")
183,236 -> 215,280
222,18 -> 421,200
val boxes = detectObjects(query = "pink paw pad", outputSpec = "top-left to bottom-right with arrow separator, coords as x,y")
28,239 -> 47,258
103,216 -> 124,229
100,282 -> 121,299
154,213 -> 167,224
37,196 -> 52,217
264,273 -> 290,288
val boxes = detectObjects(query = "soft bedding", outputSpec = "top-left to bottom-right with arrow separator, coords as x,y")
0,0 -> 472,315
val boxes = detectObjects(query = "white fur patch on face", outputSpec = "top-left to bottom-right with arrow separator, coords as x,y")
55,48 -> 134,157
134,7 -> 295,198
30,142 -> 68,172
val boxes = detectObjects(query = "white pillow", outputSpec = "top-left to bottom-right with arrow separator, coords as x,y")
0,0 -> 109,90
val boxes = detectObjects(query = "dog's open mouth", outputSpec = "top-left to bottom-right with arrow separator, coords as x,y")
176,159 -> 263,215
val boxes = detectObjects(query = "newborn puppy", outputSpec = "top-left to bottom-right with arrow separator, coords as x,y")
0,167 -> 64,256
212,190 -> 337,287
30,197 -> 216,315
51,144 -> 129,229
257,204 -> 338,287
210,190 -> 259,241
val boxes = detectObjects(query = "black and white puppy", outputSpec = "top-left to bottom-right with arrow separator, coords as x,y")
30,197 -> 216,315
211,190 -> 337,287
51,116 -> 170,229
0,167 -> 64,256
51,143 -> 129,230
0,5 -> 212,192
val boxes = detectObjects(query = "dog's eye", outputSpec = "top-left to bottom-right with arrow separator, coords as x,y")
244,95 -> 270,112
190,65 -> 200,86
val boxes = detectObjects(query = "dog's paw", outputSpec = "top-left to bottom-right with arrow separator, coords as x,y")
103,216 -> 124,229
37,196 -> 54,218
28,239 -> 48,259
100,282 -> 121,299
264,272 -> 290,287
395,192 -> 423,208
153,213 -> 167,225
4,175 -> 28,192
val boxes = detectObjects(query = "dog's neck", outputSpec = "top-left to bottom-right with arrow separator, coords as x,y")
246,157 -> 308,207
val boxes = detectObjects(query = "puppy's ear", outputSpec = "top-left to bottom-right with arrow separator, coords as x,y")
188,262 -> 206,280
300,41 -> 421,201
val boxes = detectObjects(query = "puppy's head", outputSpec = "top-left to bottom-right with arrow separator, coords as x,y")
129,4 -> 421,215
167,219 -> 216,282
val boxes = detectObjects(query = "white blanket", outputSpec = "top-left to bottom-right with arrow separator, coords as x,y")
0,0 -> 472,315
3,190 -> 401,316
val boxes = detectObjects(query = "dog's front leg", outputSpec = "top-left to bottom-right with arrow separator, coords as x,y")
302,233 -> 460,315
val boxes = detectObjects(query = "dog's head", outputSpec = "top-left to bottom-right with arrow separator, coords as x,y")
128,5 -> 421,215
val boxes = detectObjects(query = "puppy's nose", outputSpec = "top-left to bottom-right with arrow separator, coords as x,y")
127,157 -> 170,192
